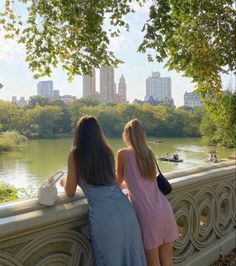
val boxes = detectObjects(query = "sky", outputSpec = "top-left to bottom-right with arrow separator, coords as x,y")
0,2 -> 233,106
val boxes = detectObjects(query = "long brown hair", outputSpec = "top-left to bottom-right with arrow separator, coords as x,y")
73,115 -> 115,185
124,119 -> 156,180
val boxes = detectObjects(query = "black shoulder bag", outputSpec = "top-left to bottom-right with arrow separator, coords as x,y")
155,162 -> 172,195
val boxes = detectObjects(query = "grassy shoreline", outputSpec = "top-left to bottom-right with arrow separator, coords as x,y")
0,182 -> 18,203
0,131 -> 27,152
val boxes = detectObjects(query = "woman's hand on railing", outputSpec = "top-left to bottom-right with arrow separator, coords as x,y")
120,181 -> 127,189
60,176 -> 67,188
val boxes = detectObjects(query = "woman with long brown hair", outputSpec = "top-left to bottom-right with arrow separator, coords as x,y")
116,119 -> 178,266
60,116 -> 146,266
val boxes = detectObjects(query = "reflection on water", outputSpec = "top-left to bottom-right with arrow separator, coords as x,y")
0,138 -> 234,193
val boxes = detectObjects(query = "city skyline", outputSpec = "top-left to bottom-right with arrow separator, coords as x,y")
83,67 -> 127,104
0,2 -> 233,106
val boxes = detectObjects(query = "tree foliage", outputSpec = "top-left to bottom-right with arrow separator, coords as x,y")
0,182 -> 18,203
200,92 -> 236,147
138,0 -> 236,96
27,95 -> 52,108
0,0 -> 235,96
0,95 -> 234,146
0,100 -> 203,139
0,131 -> 26,151
0,0 -> 140,79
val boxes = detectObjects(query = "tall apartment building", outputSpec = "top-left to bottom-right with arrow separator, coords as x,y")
100,66 -> 115,103
145,72 -> 172,102
184,92 -> 202,108
118,74 -> 127,103
37,80 -> 53,98
82,69 -> 96,98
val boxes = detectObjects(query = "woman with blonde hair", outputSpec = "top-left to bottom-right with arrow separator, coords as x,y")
116,119 -> 178,266
61,116 -> 146,266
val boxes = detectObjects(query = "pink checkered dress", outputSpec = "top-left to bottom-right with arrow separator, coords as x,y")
124,148 -> 178,249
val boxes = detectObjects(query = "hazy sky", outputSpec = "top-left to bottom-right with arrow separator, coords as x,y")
0,2 -> 233,106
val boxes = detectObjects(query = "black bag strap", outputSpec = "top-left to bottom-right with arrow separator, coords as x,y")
155,160 -> 162,174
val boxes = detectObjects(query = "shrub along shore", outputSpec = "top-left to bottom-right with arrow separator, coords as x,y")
0,131 -> 27,152
0,182 -> 18,203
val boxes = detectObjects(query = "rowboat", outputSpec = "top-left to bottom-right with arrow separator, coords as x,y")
158,157 -> 183,163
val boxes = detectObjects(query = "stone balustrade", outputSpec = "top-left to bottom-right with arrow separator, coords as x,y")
166,160 -> 235,265
0,160 -> 235,266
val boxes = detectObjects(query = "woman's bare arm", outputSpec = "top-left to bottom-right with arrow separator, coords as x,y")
116,149 -> 127,188
61,151 -> 77,197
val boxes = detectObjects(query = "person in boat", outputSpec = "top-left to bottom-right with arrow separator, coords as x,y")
209,153 -> 214,161
213,154 -> 218,163
173,154 -> 179,161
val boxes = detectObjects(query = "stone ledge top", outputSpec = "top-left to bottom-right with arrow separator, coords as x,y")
165,159 -> 235,179
0,193 -> 89,240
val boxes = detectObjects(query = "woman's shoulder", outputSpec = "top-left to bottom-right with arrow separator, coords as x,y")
68,149 -> 74,159
117,148 -> 129,162
117,147 -> 128,154
68,149 -> 77,166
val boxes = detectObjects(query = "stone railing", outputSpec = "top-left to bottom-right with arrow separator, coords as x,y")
0,160 -> 235,266
166,160 -> 236,266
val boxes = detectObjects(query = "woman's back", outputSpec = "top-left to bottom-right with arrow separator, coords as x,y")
79,179 -> 147,266
124,148 -> 166,210
124,148 -> 178,249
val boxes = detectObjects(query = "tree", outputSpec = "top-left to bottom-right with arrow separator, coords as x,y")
26,96 -> 51,108
0,101 -> 24,131
0,0 -> 138,79
138,0 -> 235,97
200,92 -> 236,147
77,97 -> 99,107
96,110 -> 123,137
0,0 -> 235,96
51,99 -> 66,106
30,105 -> 64,138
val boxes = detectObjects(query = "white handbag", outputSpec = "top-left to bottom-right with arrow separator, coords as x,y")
37,171 -> 64,206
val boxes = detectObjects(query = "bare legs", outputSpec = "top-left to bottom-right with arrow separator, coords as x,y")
145,242 -> 173,266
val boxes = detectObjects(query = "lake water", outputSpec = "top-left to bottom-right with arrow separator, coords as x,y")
0,138 -> 233,196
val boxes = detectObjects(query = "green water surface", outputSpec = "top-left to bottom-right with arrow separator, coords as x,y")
0,138 -> 233,193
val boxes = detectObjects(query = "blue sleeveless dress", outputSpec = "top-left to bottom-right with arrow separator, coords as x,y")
79,180 -> 147,266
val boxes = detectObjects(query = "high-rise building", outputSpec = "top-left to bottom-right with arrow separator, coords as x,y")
37,80 -> 53,98
113,82 -> 117,95
145,72 -> 172,102
18,97 -> 27,107
53,90 -> 60,98
83,69 -> 96,97
100,66 -> 115,103
11,96 -> 17,104
184,92 -> 202,108
118,74 -> 127,103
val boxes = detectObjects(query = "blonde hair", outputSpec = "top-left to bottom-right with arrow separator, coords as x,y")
124,119 -> 156,180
